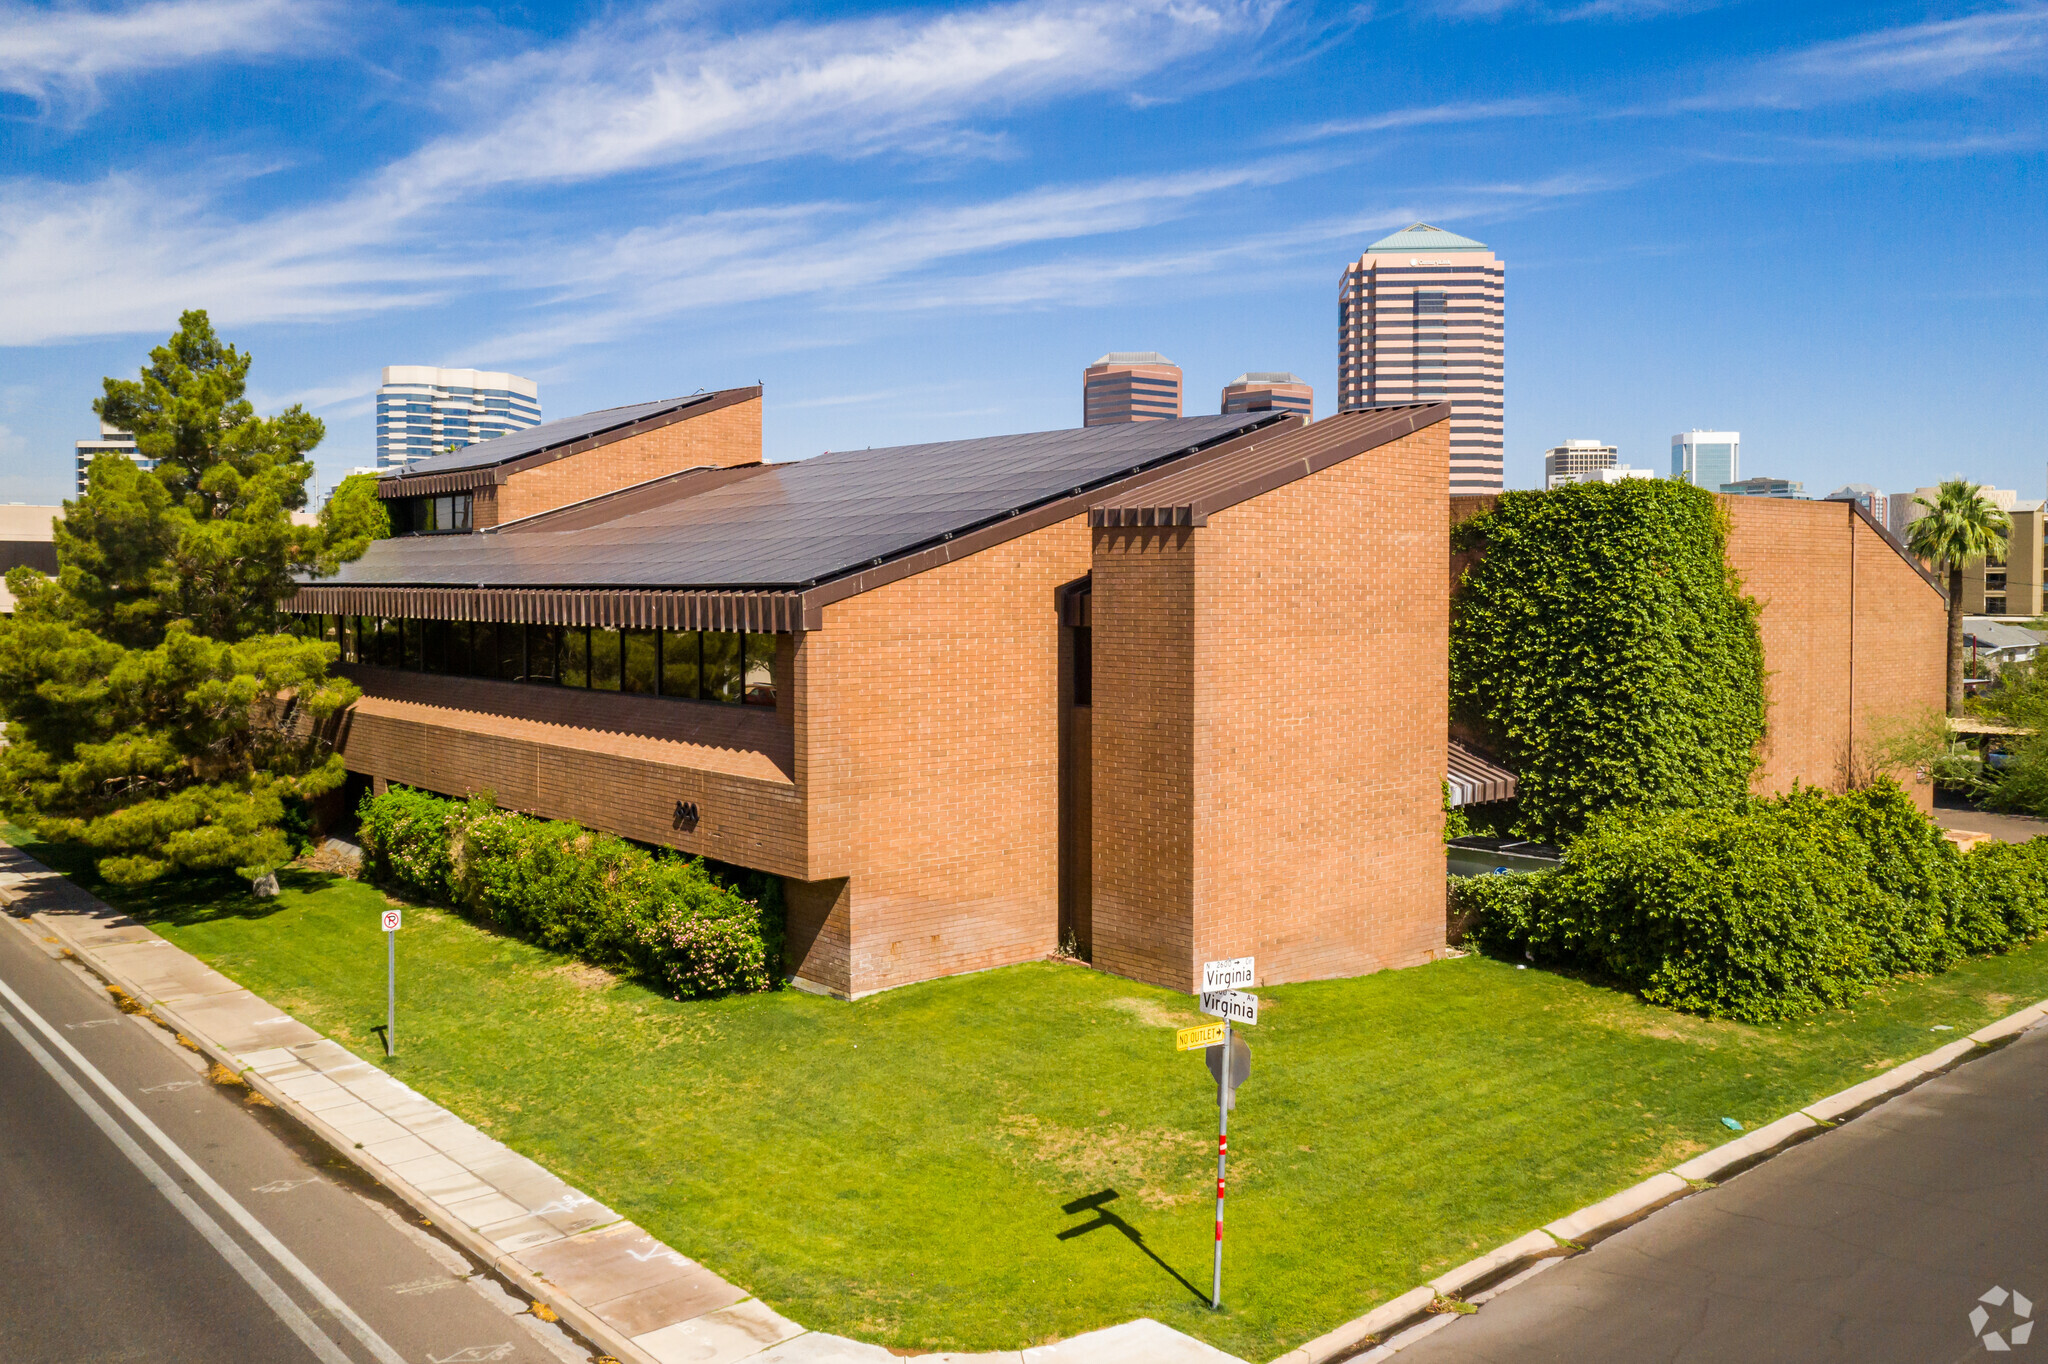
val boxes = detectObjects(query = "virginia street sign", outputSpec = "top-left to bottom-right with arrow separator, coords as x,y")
1202,957 -> 1254,992
1199,989 -> 1259,1026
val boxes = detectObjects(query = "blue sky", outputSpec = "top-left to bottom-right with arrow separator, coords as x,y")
1,0 -> 2043,502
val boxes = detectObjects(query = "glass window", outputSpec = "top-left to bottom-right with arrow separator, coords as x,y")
402,618 -> 423,670
589,629 -> 622,691
470,622 -> 498,679
742,633 -> 776,706
497,623 -> 525,681
623,629 -> 660,694
433,496 -> 453,531
527,624 -> 561,684
560,627 -> 589,686
370,617 -> 397,667
446,620 -> 472,676
1072,626 -> 1091,706
454,493 -> 472,531
702,631 -> 742,705
422,619 -> 449,673
661,630 -> 700,699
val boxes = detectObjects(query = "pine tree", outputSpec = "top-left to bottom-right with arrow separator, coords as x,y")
0,311 -> 363,887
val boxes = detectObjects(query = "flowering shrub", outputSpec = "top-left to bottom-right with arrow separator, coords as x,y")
356,788 -> 780,999
642,911 -> 772,999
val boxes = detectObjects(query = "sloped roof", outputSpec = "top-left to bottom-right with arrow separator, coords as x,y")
1366,222 -> 1490,253
309,411 -> 1287,594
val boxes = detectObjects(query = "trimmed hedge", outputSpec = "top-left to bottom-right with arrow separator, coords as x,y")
357,788 -> 782,999
1456,780 -> 2048,1023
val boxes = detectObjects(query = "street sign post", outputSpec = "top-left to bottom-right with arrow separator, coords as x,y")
381,909 -> 401,1057
1196,957 -> 1256,1310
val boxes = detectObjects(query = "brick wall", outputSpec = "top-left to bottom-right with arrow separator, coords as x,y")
336,660 -> 809,873
1088,527 -> 1198,990
1091,422 -> 1451,992
496,397 -> 761,524
1447,494 -> 1947,808
1722,497 -> 1945,807
790,517 -> 1095,996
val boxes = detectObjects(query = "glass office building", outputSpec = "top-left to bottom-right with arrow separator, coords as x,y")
1671,430 -> 1740,488
376,367 -> 541,470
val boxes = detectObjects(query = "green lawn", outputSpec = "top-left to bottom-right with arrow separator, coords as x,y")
15,829 -> 2048,1362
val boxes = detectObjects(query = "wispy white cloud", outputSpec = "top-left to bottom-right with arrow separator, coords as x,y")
1280,97 -> 1563,142
384,0 -> 1282,201
1419,0 -> 1721,22
0,0 -> 331,116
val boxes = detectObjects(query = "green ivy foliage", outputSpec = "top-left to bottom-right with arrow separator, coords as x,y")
1451,480 -> 1767,844
1455,780 -> 2048,1023
357,788 -> 783,998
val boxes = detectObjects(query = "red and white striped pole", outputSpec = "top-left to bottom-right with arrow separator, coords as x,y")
1212,1016 -> 1230,1309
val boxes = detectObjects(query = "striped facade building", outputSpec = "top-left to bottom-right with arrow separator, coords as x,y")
1337,224 -> 1504,492
1082,353 -> 1182,425
1221,372 -> 1312,419
377,366 -> 542,470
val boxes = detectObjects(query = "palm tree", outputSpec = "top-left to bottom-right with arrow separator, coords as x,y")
1907,479 -> 2010,715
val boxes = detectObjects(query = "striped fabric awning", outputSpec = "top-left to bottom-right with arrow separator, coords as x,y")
1448,741 -> 1516,807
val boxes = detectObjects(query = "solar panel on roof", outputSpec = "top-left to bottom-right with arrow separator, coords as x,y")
378,396 -> 711,478
319,412 -> 1284,592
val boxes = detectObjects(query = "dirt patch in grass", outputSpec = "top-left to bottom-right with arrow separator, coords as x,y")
997,1113 -> 1228,1208
1098,996 -> 1200,1029
550,961 -> 618,991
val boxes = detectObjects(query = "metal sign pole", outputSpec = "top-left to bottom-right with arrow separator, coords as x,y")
385,926 -> 396,1058
1212,1016 -> 1230,1310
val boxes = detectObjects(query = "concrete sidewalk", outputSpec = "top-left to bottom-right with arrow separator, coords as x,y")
0,842 -> 1246,1364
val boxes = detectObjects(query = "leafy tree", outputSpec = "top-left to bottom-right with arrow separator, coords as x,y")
317,472 -> 392,569
1906,479 -> 2009,715
0,311 -> 363,887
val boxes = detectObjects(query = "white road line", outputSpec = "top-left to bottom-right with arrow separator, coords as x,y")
0,976 -> 410,1364
0,1001 -> 354,1364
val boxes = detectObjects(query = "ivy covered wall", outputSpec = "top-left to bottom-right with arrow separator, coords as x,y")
1451,480 -> 1767,843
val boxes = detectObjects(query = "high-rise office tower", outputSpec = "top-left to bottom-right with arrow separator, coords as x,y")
1544,440 -> 1618,489
74,420 -> 152,494
1337,223 -> 1505,492
1671,430 -> 1740,488
377,366 -> 541,469
1220,372 -> 1312,419
1082,353 -> 1182,425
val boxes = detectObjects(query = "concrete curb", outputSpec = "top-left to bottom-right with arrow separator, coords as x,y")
1268,996 -> 2048,1364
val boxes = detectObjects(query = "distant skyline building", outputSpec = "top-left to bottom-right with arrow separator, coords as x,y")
74,420 -> 150,495
1544,440 -> 1617,490
1721,476 -> 1805,499
1082,353 -> 1182,425
377,366 -> 540,470
1824,484 -> 1883,517
1220,372 -> 1312,420
1337,222 -> 1505,492
1559,466 -> 1654,486
1671,430 -> 1740,488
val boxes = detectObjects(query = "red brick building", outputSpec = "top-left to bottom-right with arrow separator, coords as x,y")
293,392 -> 1944,998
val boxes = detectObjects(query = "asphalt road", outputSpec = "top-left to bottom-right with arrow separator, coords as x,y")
1399,1023 -> 2048,1363
0,906 -> 588,1364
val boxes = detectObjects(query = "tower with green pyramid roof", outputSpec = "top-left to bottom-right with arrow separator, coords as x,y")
1337,223 -> 1504,492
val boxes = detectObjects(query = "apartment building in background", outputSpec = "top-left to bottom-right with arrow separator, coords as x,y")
1337,223 -> 1505,493
1081,353 -> 1182,426
74,421 -> 151,494
1671,430 -> 1740,488
1543,440 -> 1617,489
1220,372 -> 1312,419
1893,485 -> 2044,618
1824,484 -> 1883,517
1721,476 -> 1805,499
377,367 -> 541,470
